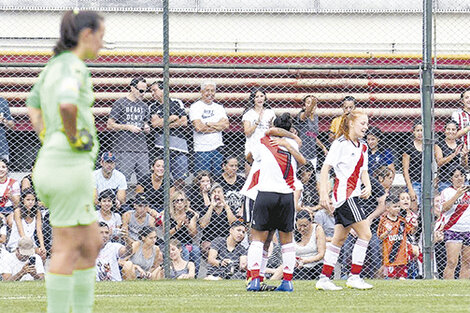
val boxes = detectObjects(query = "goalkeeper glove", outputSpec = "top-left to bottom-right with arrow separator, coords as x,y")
68,129 -> 94,151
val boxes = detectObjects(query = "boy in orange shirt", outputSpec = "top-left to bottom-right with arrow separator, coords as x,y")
377,197 -> 415,279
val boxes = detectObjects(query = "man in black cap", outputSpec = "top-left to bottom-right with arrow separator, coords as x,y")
121,195 -> 158,243
107,77 -> 151,185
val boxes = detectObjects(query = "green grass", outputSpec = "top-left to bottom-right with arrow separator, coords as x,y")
0,280 -> 469,313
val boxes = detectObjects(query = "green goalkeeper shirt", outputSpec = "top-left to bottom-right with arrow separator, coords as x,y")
26,51 -> 99,161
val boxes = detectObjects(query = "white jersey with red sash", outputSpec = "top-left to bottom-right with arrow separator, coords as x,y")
452,109 -> 470,145
325,136 -> 368,208
0,177 -> 20,208
440,187 -> 470,232
251,136 -> 299,194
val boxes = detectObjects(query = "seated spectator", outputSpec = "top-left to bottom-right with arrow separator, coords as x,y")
329,96 -> 356,143
96,189 -> 122,236
122,195 -> 158,242
291,210 -> 325,280
165,239 -> 196,279
6,189 -> 46,259
403,120 -> 423,205
107,77 -> 151,184
0,237 -> 44,281
439,165 -> 470,279
186,170 -> 212,213
0,213 -> 6,249
377,197 -> 416,279
0,96 -> 15,162
199,183 -> 237,255
169,190 -> 201,275
96,222 -> 133,281
0,159 -> 20,214
314,207 -> 335,243
215,156 -> 244,217
295,95 -> 327,171
206,221 -> 247,280
20,172 -> 33,192
122,226 -> 162,280
136,157 -> 174,213
297,162 -> 320,214
93,152 -> 127,208
189,81 -> 230,176
435,121 -> 463,192
150,80 -> 189,190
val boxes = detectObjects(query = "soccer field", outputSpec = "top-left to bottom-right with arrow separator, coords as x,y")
1,280 -> 469,313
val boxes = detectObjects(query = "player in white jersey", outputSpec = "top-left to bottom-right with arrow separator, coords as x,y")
316,109 -> 373,291
439,165 -> 470,279
246,113 -> 306,292
452,90 -> 470,146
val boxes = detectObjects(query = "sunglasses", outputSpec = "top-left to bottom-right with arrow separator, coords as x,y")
173,198 -> 185,203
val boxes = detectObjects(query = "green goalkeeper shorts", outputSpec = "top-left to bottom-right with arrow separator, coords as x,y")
32,134 -> 97,227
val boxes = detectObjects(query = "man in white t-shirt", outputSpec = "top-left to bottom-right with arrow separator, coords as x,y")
93,152 -> 127,207
0,237 -> 44,281
95,222 -> 132,281
189,81 -> 229,176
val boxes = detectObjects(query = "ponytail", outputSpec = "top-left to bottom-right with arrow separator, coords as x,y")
53,10 -> 103,56
336,109 -> 367,140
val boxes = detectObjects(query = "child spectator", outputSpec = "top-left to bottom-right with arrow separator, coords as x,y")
166,239 -> 196,279
377,197 -> 416,279
96,189 -> 122,236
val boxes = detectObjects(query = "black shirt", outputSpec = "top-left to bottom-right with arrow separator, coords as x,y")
404,141 -> 422,183
169,211 -> 195,244
358,176 -> 385,232
138,174 -> 165,212
215,175 -> 245,216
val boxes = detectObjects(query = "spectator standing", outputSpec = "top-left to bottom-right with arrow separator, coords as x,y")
366,127 -> 396,179
452,89 -> 470,146
93,152 -> 127,207
215,156 -> 244,217
296,95 -> 327,171
189,81 -> 229,176
150,81 -> 189,189
403,121 -> 423,205
206,220 -> 247,280
96,222 -> 132,281
242,87 -> 276,175
0,97 -> 15,162
0,159 -> 20,214
0,237 -> 44,281
439,166 -> 470,279
435,121 -> 464,192
107,77 -> 151,184
329,96 -> 356,142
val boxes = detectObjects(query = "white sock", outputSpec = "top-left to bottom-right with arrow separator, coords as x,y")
260,249 -> 268,278
351,238 -> 369,275
281,243 -> 296,280
247,241 -> 264,276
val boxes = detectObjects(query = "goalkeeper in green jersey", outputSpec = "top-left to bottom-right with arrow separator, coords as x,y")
26,10 -> 105,313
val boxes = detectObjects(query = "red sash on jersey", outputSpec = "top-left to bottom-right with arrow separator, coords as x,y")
260,136 -> 295,190
333,142 -> 366,201
247,170 -> 260,191
444,192 -> 470,230
0,178 -> 15,207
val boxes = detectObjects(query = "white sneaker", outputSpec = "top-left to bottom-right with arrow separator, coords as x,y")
315,277 -> 343,291
346,275 -> 373,290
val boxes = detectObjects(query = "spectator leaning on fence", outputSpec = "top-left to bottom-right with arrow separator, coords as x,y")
0,237 -> 44,281
107,77 -> 151,184
0,159 -> 20,214
296,95 -> 327,171
189,81 -> 229,177
149,80 -> 189,190
329,96 -> 356,143
96,222 -> 133,281
0,97 -> 15,162
93,152 -> 127,208
206,220 -> 247,280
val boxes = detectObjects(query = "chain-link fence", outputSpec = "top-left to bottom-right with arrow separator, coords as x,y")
0,1 -> 469,283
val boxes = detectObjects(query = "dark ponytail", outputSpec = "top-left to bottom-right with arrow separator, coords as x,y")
53,10 -> 103,56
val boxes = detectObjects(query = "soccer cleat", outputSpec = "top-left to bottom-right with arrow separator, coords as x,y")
246,277 -> 261,291
275,280 -> 293,292
346,275 -> 373,290
259,282 -> 277,292
315,277 -> 343,291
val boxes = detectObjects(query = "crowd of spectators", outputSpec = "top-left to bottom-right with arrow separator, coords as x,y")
0,83 -> 470,282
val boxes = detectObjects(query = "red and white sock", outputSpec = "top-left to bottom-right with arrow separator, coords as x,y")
247,241 -> 263,279
281,243 -> 295,281
259,249 -> 269,282
321,243 -> 341,278
351,238 -> 369,275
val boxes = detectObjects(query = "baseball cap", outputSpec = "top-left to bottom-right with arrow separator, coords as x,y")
101,152 -> 115,162
18,237 -> 35,256
133,195 -> 149,206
